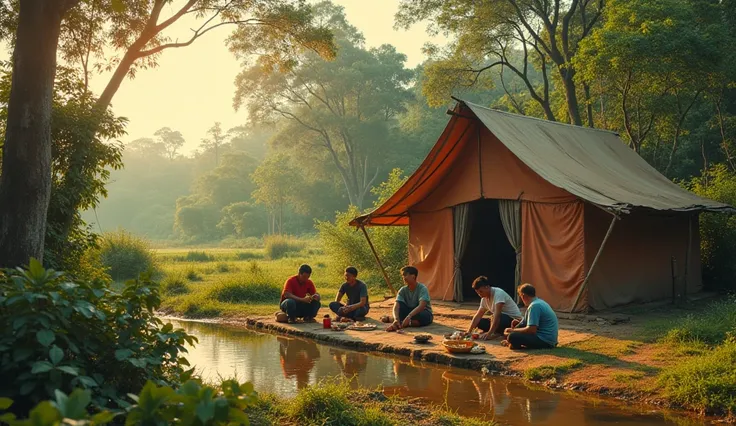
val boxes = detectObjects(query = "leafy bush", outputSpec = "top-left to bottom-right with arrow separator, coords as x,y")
94,230 -> 156,281
286,379 -> 362,425
264,235 -> 303,260
316,169 -> 408,286
236,251 -> 262,260
181,251 -> 214,262
0,379 -> 258,425
162,273 -> 190,296
0,260 -> 196,414
207,274 -> 281,304
217,262 -> 237,273
687,165 -> 736,290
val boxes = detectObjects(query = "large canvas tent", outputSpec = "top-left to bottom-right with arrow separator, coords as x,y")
351,100 -> 735,313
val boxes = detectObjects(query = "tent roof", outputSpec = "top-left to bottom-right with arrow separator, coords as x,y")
351,101 -> 735,226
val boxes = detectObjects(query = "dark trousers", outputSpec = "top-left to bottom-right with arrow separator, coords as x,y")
477,314 -> 515,334
397,301 -> 433,326
329,301 -> 369,319
280,299 -> 321,319
507,332 -> 554,349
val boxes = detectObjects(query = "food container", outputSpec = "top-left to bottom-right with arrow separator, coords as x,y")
414,334 -> 432,343
323,314 -> 331,329
441,340 -> 477,354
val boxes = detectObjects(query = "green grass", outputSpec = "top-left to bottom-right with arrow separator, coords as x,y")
244,379 -> 497,426
156,246 -> 389,319
524,359 -> 582,381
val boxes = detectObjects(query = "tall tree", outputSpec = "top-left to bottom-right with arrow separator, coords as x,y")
0,0 -> 80,266
200,121 -> 227,166
154,127 -> 186,160
0,0 -> 336,267
397,0 -> 604,125
236,2 -> 412,208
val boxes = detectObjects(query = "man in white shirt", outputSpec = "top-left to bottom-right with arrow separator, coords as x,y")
466,276 -> 523,340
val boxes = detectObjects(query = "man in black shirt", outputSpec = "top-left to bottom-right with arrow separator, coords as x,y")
329,266 -> 370,322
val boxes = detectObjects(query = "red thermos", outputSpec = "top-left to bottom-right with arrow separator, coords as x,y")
323,314 -> 331,329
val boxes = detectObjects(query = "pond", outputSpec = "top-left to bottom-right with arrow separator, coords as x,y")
169,320 -> 708,425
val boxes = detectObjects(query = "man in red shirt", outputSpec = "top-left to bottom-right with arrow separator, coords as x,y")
278,264 -> 321,323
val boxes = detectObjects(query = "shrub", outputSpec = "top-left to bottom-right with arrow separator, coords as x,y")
207,274 -> 281,304
0,379 -> 258,425
264,235 -> 303,260
687,165 -> 736,290
287,379 -> 357,425
217,262 -> 237,273
162,273 -> 190,296
0,260 -> 196,415
95,230 -> 156,281
182,250 -> 214,262
316,169 -> 408,286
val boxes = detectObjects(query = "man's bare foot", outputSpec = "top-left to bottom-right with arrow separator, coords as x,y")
275,312 -> 288,323
339,317 -> 353,323
501,340 -> 510,347
385,322 -> 400,332
380,315 -> 391,323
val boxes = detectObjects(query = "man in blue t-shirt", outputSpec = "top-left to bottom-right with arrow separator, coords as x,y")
502,283 -> 558,350
329,266 -> 370,322
385,266 -> 433,331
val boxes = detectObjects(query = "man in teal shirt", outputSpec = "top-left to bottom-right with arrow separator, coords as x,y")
386,266 -> 433,331
503,283 -> 558,349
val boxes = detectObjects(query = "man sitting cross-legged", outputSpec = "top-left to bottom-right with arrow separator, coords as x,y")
329,266 -> 370,322
502,283 -> 558,350
277,264 -> 321,324
466,276 -> 523,340
385,266 -> 433,332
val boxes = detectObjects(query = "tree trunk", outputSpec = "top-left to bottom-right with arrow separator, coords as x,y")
0,0 -> 69,268
560,68 -> 583,126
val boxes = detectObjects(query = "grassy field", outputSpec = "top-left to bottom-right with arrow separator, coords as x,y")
156,246 -> 391,319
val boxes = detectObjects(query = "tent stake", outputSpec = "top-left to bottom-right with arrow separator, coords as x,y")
359,224 -> 396,295
570,213 -> 619,313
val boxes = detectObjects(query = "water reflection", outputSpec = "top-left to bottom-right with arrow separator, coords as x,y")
169,320 -> 708,425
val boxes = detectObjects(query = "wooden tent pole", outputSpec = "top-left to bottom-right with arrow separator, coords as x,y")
570,213 -> 619,313
359,224 -> 397,295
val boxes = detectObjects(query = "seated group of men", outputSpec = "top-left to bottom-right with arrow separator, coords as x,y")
276,264 -> 558,350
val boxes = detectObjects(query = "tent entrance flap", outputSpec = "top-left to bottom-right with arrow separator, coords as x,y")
459,199 -> 517,301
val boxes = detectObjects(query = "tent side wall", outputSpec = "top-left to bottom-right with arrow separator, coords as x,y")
408,209 -> 454,300
521,201 -> 587,312
584,205 -> 702,310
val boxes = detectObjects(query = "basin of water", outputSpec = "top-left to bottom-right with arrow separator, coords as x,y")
169,319 -> 708,425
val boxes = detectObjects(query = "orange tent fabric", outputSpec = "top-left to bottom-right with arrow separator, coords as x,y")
352,101 -> 734,312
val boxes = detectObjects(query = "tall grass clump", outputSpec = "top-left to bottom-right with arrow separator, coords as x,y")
286,379 -> 360,425
181,250 -> 214,262
658,338 -> 736,415
659,297 -> 736,346
207,272 -> 281,303
264,235 -> 303,260
96,230 -> 156,281
161,273 -> 190,296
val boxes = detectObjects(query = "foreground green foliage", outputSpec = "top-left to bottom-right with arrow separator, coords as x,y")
0,260 -> 195,414
0,379 -> 258,426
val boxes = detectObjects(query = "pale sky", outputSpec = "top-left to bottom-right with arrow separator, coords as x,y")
2,1 -> 444,155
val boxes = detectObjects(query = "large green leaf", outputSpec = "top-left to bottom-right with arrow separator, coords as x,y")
115,348 -> 134,361
56,365 -> 79,376
31,361 -> 54,374
36,329 -> 55,347
0,397 -> 12,410
49,345 -> 64,365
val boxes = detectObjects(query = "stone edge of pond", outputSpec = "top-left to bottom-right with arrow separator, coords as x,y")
242,317 -> 513,373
